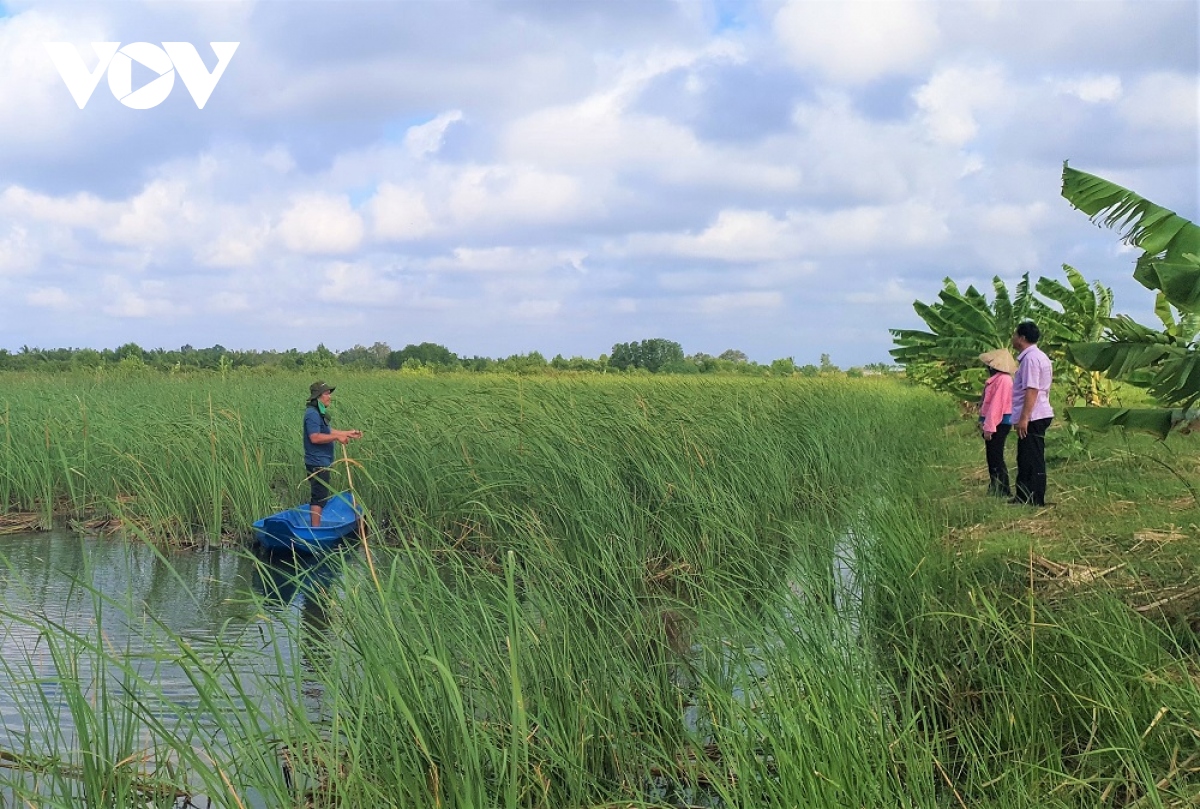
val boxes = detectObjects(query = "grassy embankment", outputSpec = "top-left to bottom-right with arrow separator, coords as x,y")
869,381 -> 1200,808
938,383 -> 1200,640
0,373 -> 1195,807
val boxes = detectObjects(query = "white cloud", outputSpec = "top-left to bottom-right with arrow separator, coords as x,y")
0,185 -> 119,228
445,165 -> 587,227
7,162 -> 278,270
25,286 -> 74,309
262,146 -> 296,174
774,0 -> 940,83
962,201 -> 1053,273
0,8 -> 113,147
501,41 -> 793,195
630,201 -> 951,263
696,291 -> 783,314
101,276 -> 182,318
512,298 -> 561,319
404,110 -> 464,158
1053,74 -> 1122,103
277,194 -> 364,254
959,154 -> 985,178
104,180 -> 200,247
0,225 -> 39,274
655,266 -> 764,293
807,201 -> 952,251
656,209 -> 799,262
367,183 -> 434,241
205,291 -> 251,313
425,246 -> 586,274
1118,72 -> 1199,131
786,92 -> 967,204
846,279 -> 916,305
597,40 -> 744,109
506,99 -> 798,193
914,65 -> 1009,147
200,220 -> 271,267
740,260 -> 820,287
318,261 -> 401,304
978,201 -> 1051,238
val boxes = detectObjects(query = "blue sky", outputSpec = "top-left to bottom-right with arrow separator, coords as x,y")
0,0 -> 1195,365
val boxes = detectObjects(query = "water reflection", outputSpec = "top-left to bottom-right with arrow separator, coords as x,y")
0,530 -> 342,755
250,547 -> 345,650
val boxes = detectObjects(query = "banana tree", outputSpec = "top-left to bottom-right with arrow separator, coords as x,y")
890,275 -> 1032,400
1060,163 -> 1200,437
1031,264 -> 1115,406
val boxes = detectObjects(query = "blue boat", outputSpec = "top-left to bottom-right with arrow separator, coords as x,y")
253,491 -> 362,553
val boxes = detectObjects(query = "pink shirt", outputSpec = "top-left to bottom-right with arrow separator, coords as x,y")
980,372 -> 1013,435
1012,344 -> 1054,421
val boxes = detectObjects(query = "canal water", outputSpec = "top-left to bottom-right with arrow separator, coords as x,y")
0,528 -> 340,804
0,528 -> 864,807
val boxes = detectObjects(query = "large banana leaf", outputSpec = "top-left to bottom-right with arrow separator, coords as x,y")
1067,406 -> 1200,439
1069,326 -> 1200,406
1062,164 -> 1200,313
1135,258 -> 1200,314
1067,340 -> 1172,386
1108,311 -> 1173,343
1061,165 -> 1200,411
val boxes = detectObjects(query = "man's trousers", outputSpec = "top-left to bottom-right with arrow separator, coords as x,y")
1014,417 -> 1052,506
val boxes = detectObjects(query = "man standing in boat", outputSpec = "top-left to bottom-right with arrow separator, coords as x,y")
304,381 -> 363,527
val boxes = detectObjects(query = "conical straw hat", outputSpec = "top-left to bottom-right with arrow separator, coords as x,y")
978,349 -> 1017,375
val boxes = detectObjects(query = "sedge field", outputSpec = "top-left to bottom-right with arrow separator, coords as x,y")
0,371 -> 1195,808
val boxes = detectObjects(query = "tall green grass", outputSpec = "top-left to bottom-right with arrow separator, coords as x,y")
0,372 -> 925,548
0,372 -> 1195,807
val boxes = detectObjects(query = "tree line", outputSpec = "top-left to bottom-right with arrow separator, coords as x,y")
0,339 -> 898,378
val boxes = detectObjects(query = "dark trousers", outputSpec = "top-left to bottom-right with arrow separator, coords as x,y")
305,464 -> 332,508
1014,417 -> 1052,506
984,423 -> 1011,496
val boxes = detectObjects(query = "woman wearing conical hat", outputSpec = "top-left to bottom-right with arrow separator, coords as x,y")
977,349 -> 1017,497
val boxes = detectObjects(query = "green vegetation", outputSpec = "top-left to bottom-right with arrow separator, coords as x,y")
892,165 -> 1199,437
890,266 -> 1115,405
0,372 -> 898,543
1060,164 -> 1200,436
901,392 -> 1200,803
1034,264 -> 1116,407
890,273 -> 1035,400
0,374 -> 1196,807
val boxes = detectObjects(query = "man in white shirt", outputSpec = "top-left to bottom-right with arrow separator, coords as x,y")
1010,321 -> 1054,506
